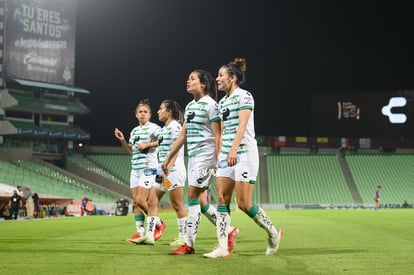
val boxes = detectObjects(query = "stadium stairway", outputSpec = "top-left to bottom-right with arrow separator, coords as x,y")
337,153 -> 364,204
63,159 -> 130,200
65,155 -> 173,208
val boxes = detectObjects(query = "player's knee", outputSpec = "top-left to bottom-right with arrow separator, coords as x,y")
236,198 -> 250,211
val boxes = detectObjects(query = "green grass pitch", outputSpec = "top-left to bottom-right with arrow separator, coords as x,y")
1,209 -> 413,274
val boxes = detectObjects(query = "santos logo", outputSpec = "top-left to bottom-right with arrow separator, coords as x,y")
381,97 -> 407,124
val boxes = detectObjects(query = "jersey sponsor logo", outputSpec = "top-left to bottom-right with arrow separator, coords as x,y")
186,111 -> 195,122
221,107 -> 230,121
133,136 -> 140,144
187,130 -> 199,135
223,127 -> 237,134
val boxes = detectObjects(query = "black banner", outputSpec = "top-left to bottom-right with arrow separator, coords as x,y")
4,0 -> 76,85
311,91 -> 414,139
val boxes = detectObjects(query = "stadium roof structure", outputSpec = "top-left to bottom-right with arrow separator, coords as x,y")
4,120 -> 91,140
6,90 -> 91,115
8,78 -> 90,94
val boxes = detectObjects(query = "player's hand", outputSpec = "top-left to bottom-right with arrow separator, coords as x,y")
161,160 -> 169,175
114,128 -> 124,140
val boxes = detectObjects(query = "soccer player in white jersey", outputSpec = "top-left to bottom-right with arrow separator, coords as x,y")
163,69 -> 239,255
114,99 -> 166,243
204,58 -> 283,258
133,99 -> 187,245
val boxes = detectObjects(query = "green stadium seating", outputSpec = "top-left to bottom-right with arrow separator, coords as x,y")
0,160 -> 113,203
68,155 -> 127,185
4,151 -> 413,207
345,154 -> 414,204
86,153 -> 131,183
266,154 -> 354,204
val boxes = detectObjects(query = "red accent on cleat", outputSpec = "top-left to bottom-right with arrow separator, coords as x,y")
169,243 -> 195,255
154,221 -> 167,241
228,227 -> 239,253
126,232 -> 141,243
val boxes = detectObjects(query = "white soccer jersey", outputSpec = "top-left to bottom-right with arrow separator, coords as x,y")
128,121 -> 161,171
218,87 -> 256,156
157,120 -> 185,172
184,95 -> 221,157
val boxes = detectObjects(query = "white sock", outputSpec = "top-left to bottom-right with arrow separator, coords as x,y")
202,204 -> 217,225
253,207 -> 277,236
145,216 -> 158,238
135,221 -> 144,235
177,217 -> 187,239
186,204 -> 201,247
217,212 -> 230,249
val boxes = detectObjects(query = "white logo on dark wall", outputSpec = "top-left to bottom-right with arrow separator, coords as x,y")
62,66 -> 72,82
381,97 -> 407,124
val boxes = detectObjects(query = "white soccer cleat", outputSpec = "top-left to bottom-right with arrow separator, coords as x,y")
132,236 -> 154,245
203,246 -> 230,258
142,236 -> 155,245
266,228 -> 283,256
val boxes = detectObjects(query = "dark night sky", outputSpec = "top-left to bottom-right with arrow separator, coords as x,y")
73,0 -> 414,146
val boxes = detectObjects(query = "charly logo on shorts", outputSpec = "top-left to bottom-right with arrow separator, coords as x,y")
381,97 -> 407,124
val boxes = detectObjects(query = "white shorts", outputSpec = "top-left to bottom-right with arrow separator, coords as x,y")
216,145 -> 259,183
153,170 -> 186,192
130,169 -> 156,189
187,151 -> 216,189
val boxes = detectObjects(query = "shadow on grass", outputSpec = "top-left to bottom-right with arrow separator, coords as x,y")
237,247 -> 366,257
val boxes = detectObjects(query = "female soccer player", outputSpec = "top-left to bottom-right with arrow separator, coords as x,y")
164,69 -> 238,255
204,58 -> 282,258
114,99 -> 165,243
133,99 -> 187,245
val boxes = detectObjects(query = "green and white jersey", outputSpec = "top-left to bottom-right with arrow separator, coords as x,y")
157,120 -> 185,172
128,121 -> 161,171
185,95 -> 221,157
218,87 -> 256,155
